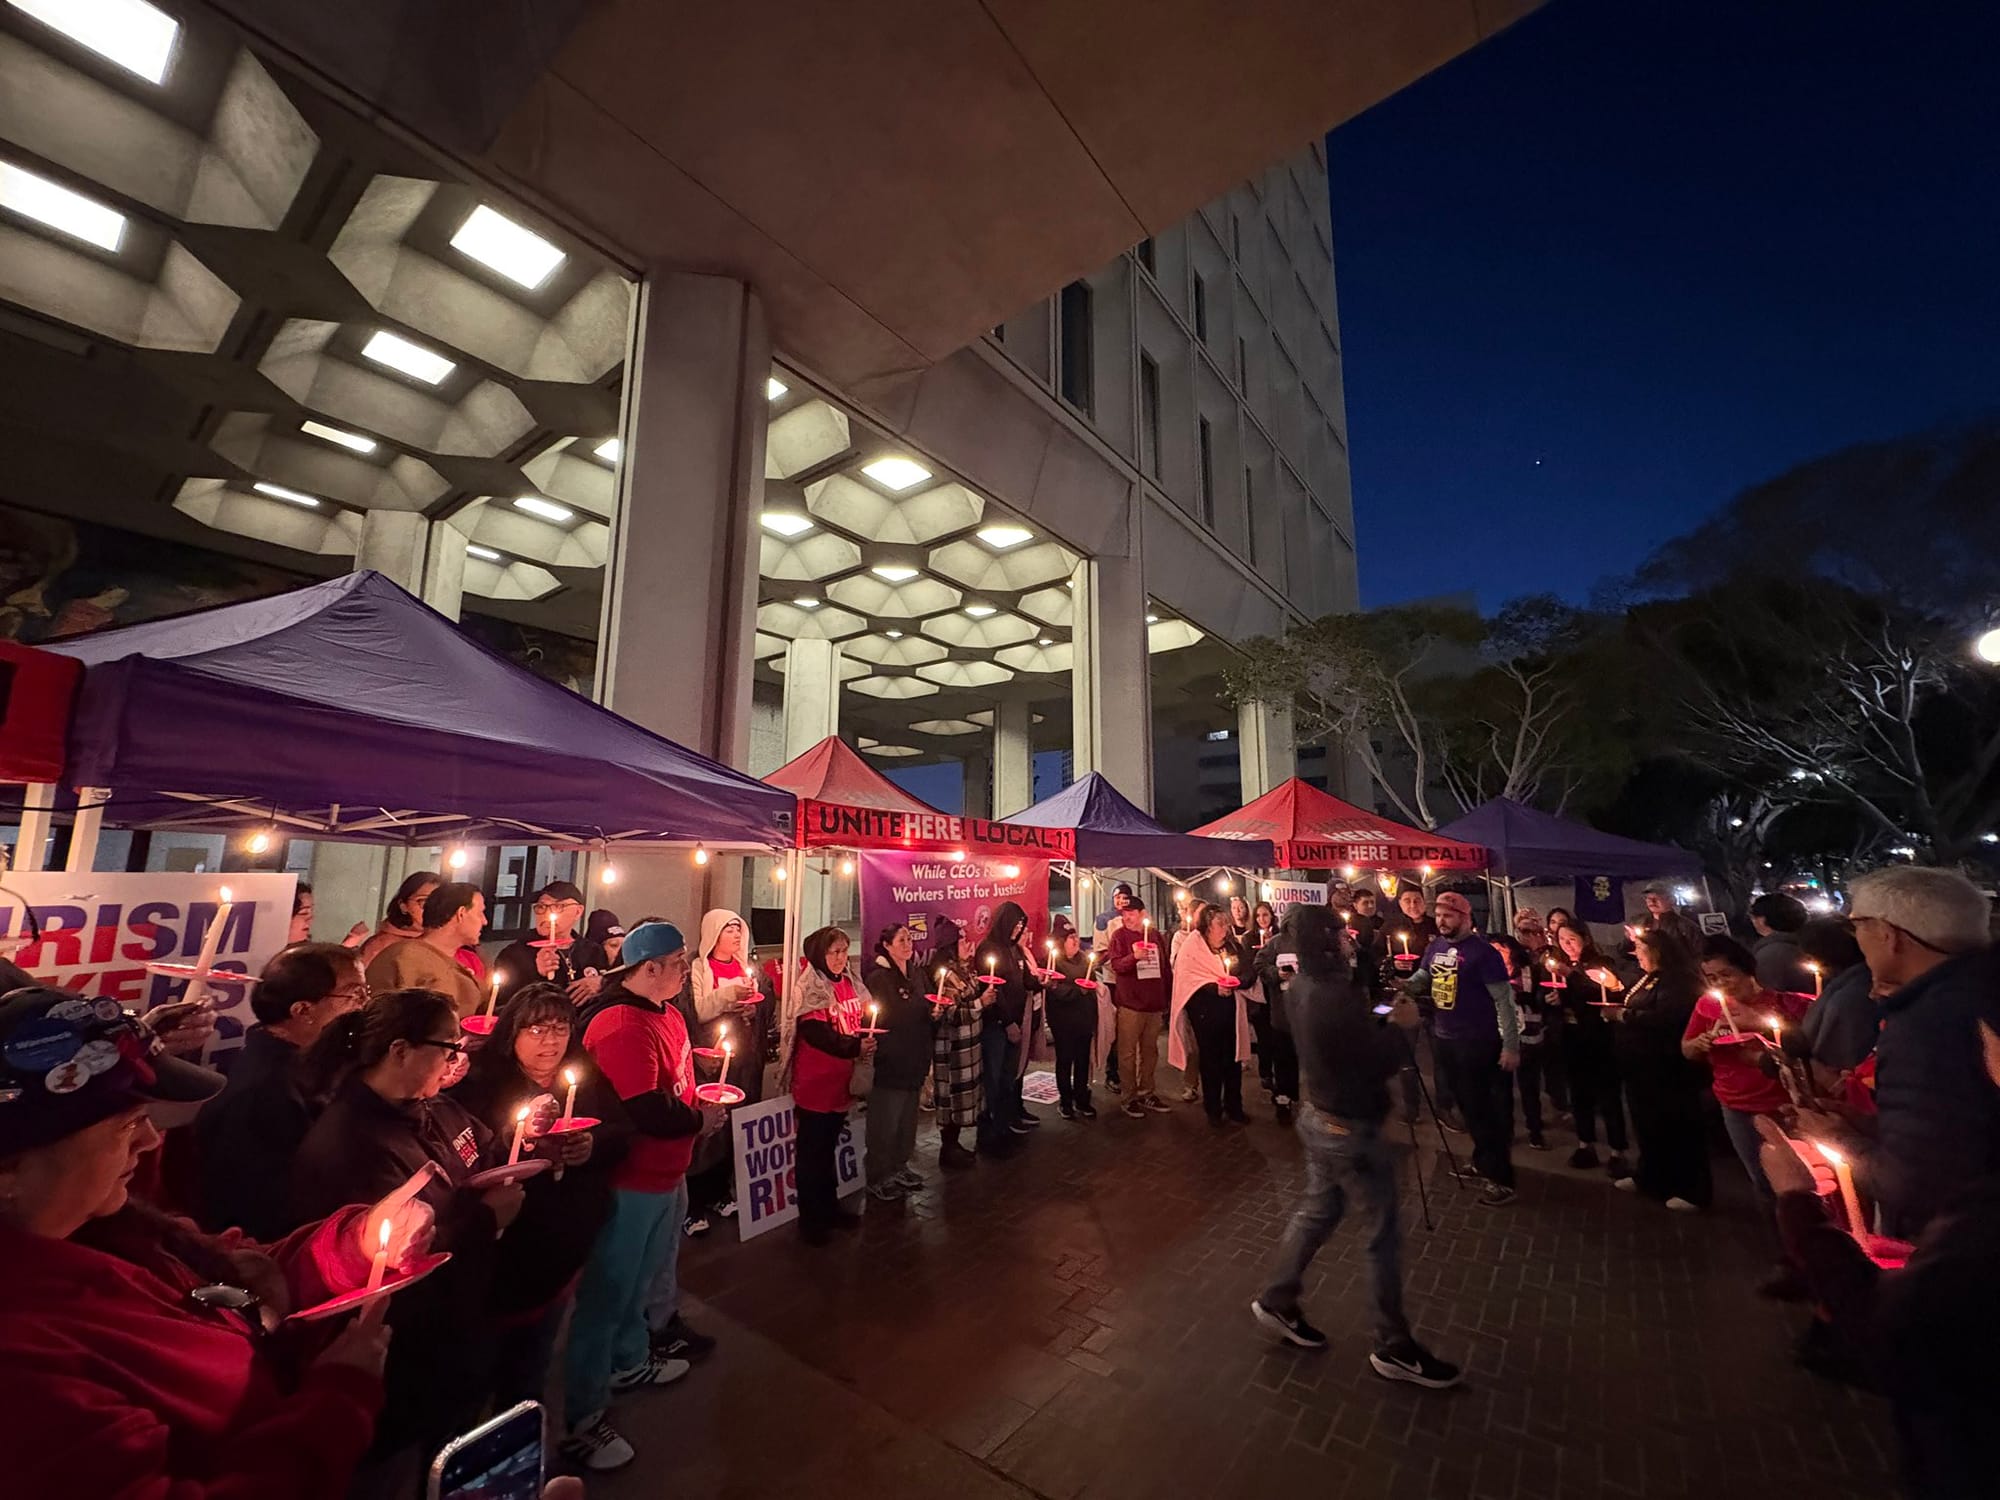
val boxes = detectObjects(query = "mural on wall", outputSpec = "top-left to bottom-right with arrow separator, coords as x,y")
0,501 -> 312,644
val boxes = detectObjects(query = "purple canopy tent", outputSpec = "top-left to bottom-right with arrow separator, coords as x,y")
42,571 -> 794,850
1001,772 -> 1273,869
1431,798 -> 1700,879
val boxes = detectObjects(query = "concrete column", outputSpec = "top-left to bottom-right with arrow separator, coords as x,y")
1070,526 -> 1154,808
992,698 -> 1033,815
592,271 -> 771,929
961,750 -> 993,820
1236,699 -> 1295,801
779,638 -> 842,930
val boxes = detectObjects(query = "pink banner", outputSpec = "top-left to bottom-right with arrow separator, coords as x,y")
857,850 -> 1051,955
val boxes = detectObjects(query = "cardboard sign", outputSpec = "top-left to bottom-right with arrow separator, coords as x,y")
0,872 -> 297,1053
730,1092 -> 864,1240
1698,911 -> 1731,936
1264,880 -> 1326,912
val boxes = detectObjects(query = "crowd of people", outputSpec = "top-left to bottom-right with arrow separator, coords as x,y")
2,860 -> 1995,1498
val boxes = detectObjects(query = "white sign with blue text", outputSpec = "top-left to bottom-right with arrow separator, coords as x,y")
730,1092 -> 864,1240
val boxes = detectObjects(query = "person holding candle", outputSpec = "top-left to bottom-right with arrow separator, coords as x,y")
0,986 -> 425,1500
364,882 -> 488,1021
778,926 -> 876,1242
195,942 -> 370,1240
292,988 -> 525,1475
926,917 -> 986,1167
1748,891 -> 1815,994
356,870 -> 443,966
492,881 -> 599,1008
974,902 -> 1045,1147
1794,917 -> 1878,1082
451,983 -> 632,1408
1044,917 -> 1100,1120
1108,899 -> 1174,1118
1601,928 -> 1710,1209
1172,903 -> 1255,1127
680,908 -> 771,1237
863,923 -> 934,1197
1550,924 -> 1631,1177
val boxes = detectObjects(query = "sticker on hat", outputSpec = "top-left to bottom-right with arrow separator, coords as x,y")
48,999 -> 94,1023
5,1019 -> 83,1073
92,999 -> 125,1023
74,1040 -> 122,1077
43,1060 -> 90,1095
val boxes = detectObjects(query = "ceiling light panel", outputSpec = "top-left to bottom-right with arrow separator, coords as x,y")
825,574 -> 960,620
976,523 -> 1034,550
362,330 -> 455,385
860,455 -> 932,492
466,544 -> 503,561
513,495 -> 574,523
760,509 -> 814,537
301,419 -> 376,454
10,0 -> 180,84
870,564 -> 919,582
0,160 -> 125,251
594,438 -> 620,463
252,481 -> 319,507
450,204 -> 566,290
766,377 -> 788,401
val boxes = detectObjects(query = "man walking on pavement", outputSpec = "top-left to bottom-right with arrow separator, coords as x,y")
1404,891 -> 1520,1208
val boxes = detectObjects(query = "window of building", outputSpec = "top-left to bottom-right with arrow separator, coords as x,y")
1138,353 -> 1161,479
1197,417 -> 1215,527
1236,335 -> 1248,393
1136,237 -> 1156,275
1192,276 -> 1209,343
1244,466 -> 1257,561
1057,280 -> 1093,416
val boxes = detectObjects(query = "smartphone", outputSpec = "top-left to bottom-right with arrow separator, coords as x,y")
428,1401 -> 543,1500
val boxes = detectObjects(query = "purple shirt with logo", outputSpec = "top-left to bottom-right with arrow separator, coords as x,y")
1419,934 -> 1509,1042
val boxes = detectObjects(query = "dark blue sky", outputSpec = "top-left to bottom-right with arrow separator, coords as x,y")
1329,0 -> 2000,612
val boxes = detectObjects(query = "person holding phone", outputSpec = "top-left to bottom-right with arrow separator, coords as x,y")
0,986 -> 422,1500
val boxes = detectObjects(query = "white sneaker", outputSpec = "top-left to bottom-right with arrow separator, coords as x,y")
1613,1176 -> 1638,1192
1665,1196 -> 1701,1212
610,1354 -> 691,1391
560,1413 -> 635,1471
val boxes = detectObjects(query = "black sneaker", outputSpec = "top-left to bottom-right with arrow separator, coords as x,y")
714,1197 -> 738,1220
1077,1102 -> 1098,1119
1122,1100 -> 1147,1119
651,1316 -> 716,1363
1058,1104 -> 1077,1120
1447,1160 -> 1483,1182
559,1413 -> 636,1471
1143,1094 -> 1173,1113
1568,1145 -> 1600,1169
1477,1183 -> 1518,1208
1007,1118 -> 1035,1135
1526,1133 -> 1548,1150
1018,1111 -> 1043,1128
1250,1299 -> 1327,1349
682,1212 -> 712,1238
1605,1153 -> 1631,1178
1369,1340 -> 1463,1389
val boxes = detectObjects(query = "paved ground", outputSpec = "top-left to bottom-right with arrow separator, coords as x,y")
601,1058 -> 1898,1500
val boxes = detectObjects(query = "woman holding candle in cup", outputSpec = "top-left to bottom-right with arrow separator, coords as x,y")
1550,924 -> 1631,1177
778,927 -> 875,1244
451,983 -> 631,1406
863,923 -> 933,1200
1170,903 -> 1255,1127
927,917 -> 985,1168
1599,928 -> 1709,1209
975,902 -> 1045,1148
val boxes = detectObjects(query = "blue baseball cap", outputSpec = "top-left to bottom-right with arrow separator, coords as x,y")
605,920 -> 686,974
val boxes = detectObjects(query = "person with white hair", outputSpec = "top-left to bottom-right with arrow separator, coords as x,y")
1840,866 -> 2000,1238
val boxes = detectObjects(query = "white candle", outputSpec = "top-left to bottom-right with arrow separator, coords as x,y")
1807,961 -> 1823,997
187,885 -> 233,1008
1083,951 -> 1098,979
562,1066 -> 579,1123
987,954 -> 997,978
1399,931 -> 1411,956
507,1104 -> 530,1165
365,1216 -> 391,1292
868,1001 -> 880,1030
1708,988 -> 1743,1036
483,972 -> 501,1021
1819,1142 -> 1866,1236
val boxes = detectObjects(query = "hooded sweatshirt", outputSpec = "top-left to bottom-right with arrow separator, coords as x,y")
782,962 -> 864,1114
974,901 -> 1042,1031
690,909 -> 759,1025
863,946 -> 934,1090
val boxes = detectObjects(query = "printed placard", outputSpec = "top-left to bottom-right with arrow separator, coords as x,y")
730,1092 -> 864,1240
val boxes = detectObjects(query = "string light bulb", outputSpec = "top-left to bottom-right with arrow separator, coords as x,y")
1077,874 -> 1092,889
1216,876 -> 1232,893
599,863 -> 618,886
693,843 -> 709,866
246,829 -> 272,855
773,862 -> 788,882
840,857 -> 855,876
448,846 -> 469,870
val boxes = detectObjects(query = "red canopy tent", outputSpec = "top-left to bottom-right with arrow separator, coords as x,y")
765,736 -> 1073,861
1191,778 -> 1487,872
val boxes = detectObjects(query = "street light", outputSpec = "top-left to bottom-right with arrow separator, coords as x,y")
1975,627 -> 2000,664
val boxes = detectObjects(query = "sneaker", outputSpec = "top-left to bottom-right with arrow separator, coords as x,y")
1250,1298 -> 1327,1349
1369,1340 -> 1463,1389
1122,1100 -> 1147,1119
1439,1109 -> 1468,1135
1178,1085 -> 1201,1103
1058,1104 -> 1076,1120
1526,1133 -> 1548,1151
1613,1176 -> 1638,1192
1077,1102 -> 1098,1119
1665,1196 -> 1701,1212
1477,1184 -> 1518,1208
682,1212 -> 712,1238
652,1316 -> 716,1363
1143,1094 -> 1174,1113
1007,1119 -> 1036,1136
868,1180 -> 908,1202
891,1168 -> 924,1190
1448,1160 -> 1484,1182
1018,1110 -> 1043,1128
1605,1153 -> 1631,1178
939,1141 -> 977,1168
714,1197 -> 738,1220
560,1413 -> 636,1471
610,1354 -> 690,1392
1568,1146 -> 1600,1169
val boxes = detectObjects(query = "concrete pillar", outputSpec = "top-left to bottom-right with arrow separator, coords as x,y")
779,638 -> 842,930
591,271 -> 771,930
961,750 -> 993,820
993,698 -> 1033,815
1236,699 -> 1295,801
1070,530 -> 1154,808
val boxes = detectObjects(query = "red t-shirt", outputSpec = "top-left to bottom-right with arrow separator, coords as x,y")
792,977 -> 862,1114
1683,988 -> 1812,1113
583,999 -> 698,1191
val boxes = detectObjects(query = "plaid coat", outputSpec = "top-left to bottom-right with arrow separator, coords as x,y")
930,965 -> 984,1128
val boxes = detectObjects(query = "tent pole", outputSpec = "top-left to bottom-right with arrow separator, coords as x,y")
16,784 -> 54,872
63,788 -> 108,873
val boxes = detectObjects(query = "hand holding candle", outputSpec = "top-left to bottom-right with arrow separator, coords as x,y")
365,1217 -> 392,1292
1818,1141 -> 1866,1235
507,1104 -> 530,1165
562,1066 -> 579,1123
1708,988 -> 1743,1036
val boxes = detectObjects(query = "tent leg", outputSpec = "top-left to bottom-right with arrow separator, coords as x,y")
63,788 -> 109,873
778,846 -> 804,1023
15,785 -> 55,872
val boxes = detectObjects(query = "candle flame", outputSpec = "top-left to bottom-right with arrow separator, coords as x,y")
1816,1141 -> 1845,1167
219,885 -> 232,904
378,1217 -> 392,1250
564,1065 -> 578,1086
516,1104 -> 531,1122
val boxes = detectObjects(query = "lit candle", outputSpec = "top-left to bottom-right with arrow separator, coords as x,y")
562,1066 -> 579,1123
1818,1142 -> 1866,1236
868,1001 -> 880,1030
483,972 -> 502,1022
1806,961 -> 1823,997
1046,939 -> 1057,969
1708,988 -> 1743,1036
1766,1014 -> 1783,1048
935,966 -> 946,990
507,1104 -> 530,1165
365,1216 -> 392,1292
1224,953 -> 1235,975
1084,951 -> 1099,980
186,884 -> 234,1009
987,954 -> 997,979
1399,931 -> 1411,956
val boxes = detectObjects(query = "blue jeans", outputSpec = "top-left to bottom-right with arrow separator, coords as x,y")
1720,1104 -> 1777,1214
1260,1106 -> 1412,1348
642,1179 -> 691,1335
564,1182 -> 687,1424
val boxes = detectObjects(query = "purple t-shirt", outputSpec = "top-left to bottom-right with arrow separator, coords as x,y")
1420,935 -> 1509,1041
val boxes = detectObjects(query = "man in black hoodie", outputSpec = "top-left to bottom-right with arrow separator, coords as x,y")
1250,906 -> 1463,1389
975,901 -> 1043,1148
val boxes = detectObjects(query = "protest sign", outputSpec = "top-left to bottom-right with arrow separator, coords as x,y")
730,1092 -> 864,1240
1263,880 -> 1326,912
858,850 -> 1051,952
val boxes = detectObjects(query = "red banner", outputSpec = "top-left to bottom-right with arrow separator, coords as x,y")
0,641 -> 79,784
799,799 -> 1074,861
1281,837 -> 1487,870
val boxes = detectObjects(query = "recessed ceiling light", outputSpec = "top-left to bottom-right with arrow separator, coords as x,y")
976,523 -> 1034,550
760,510 -> 814,537
449,204 -> 566,290
362,330 -> 455,385
513,495 -> 573,523
861,455 -> 931,492
766,377 -> 788,401
964,604 -> 997,619
1146,613 -> 1161,624
1038,637 -> 1053,647
0,160 -> 125,251
884,629 -> 904,639
252,481 -> 320,508
300,419 -> 376,454
871,564 -> 920,583
9,0 -> 179,85
793,597 -> 821,610
466,544 -> 503,562
593,438 -> 620,463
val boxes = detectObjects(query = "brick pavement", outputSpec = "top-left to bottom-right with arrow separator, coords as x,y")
619,1062 -> 1897,1500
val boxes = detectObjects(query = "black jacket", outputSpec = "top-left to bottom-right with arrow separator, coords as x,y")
1044,950 -> 1097,1036
862,955 -> 934,1090
975,901 -> 1043,1030
493,936 -> 611,1003
1613,969 -> 1701,1078
1287,969 -> 1405,1121
449,1057 -> 631,1314
194,1026 -> 316,1240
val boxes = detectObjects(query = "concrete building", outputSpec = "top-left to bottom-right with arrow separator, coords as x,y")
0,0 -> 1537,937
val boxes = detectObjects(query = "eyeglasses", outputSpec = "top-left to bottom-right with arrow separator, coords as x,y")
414,1037 -> 468,1058
531,900 -> 582,914
524,1022 -> 572,1039
329,984 -> 371,1005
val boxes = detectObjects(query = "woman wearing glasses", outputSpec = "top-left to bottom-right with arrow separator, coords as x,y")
294,989 -> 527,1481
452,983 -> 632,1406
